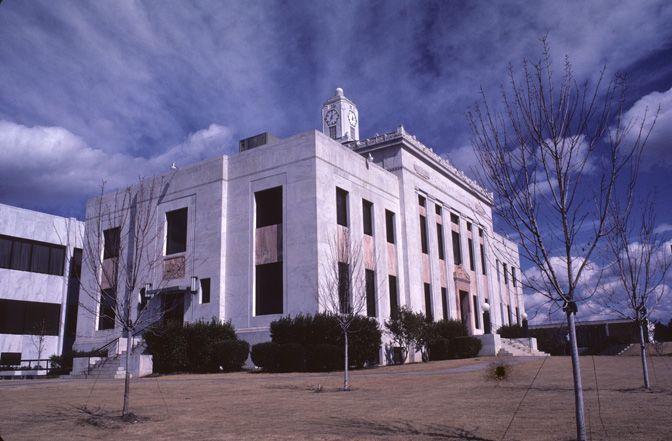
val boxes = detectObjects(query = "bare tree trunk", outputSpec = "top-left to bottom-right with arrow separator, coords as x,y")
567,311 -> 587,441
343,330 -> 350,391
122,330 -> 133,416
638,320 -> 650,389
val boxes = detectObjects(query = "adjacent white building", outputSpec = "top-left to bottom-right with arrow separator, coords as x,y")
0,203 -> 83,362
73,88 -> 526,360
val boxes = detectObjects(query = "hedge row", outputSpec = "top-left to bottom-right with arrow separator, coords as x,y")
145,319 -> 249,373
428,336 -> 482,360
251,313 -> 382,372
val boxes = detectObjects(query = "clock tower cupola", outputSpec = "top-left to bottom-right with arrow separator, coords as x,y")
321,87 -> 359,142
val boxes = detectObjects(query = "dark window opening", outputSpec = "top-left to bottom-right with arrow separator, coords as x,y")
255,186 -> 283,228
329,125 -> 336,139
103,227 -> 120,259
418,195 -> 426,207
516,307 -> 521,326
473,295 -> 480,329
201,278 -> 211,304
256,262 -> 283,315
496,260 -> 500,281
388,275 -> 399,318
507,305 -> 512,324
362,200 -> 373,236
419,215 -> 428,254
450,213 -> 459,225
435,204 -> 442,216
338,262 -> 350,313
441,287 -> 448,320
437,223 -> 445,260
466,222 -> 472,231
512,267 -> 518,287
98,288 -> 116,330
0,299 -> 60,335
166,208 -> 188,255
468,238 -> 475,271
479,228 -> 484,237
424,283 -> 433,322
385,210 -> 396,244
64,248 -> 82,352
365,269 -> 376,317
0,234 -> 65,276
452,231 -> 462,265
503,263 -> 509,285
336,188 -> 349,227
480,244 -> 487,275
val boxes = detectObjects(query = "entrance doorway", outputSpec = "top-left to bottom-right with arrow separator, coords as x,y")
459,290 -> 470,334
161,293 -> 185,326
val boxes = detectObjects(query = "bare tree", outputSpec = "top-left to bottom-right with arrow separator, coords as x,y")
30,319 -> 49,367
317,231 -> 371,391
467,39 -> 654,440
79,176 -> 179,416
599,198 -> 670,389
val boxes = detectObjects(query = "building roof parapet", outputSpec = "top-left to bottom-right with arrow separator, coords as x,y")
354,126 -> 494,203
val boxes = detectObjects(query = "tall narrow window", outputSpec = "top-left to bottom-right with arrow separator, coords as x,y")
418,195 -> 426,207
329,126 -> 336,139
424,283 -> 433,322
103,227 -> 120,259
388,275 -> 398,318
436,223 -> 445,260
496,259 -> 501,282
365,269 -> 376,317
255,186 -> 283,315
512,267 -> 517,287
435,205 -> 442,216
473,295 -> 480,329
507,305 -> 512,324
336,188 -> 349,227
516,307 -> 521,326
419,215 -> 428,254
338,262 -> 350,313
385,210 -> 395,244
503,263 -> 509,285
441,287 -> 448,320
480,243 -> 487,275
166,208 -> 188,255
362,200 -> 373,236
468,238 -> 475,271
452,231 -> 462,265
98,288 -> 116,330
201,278 -> 211,304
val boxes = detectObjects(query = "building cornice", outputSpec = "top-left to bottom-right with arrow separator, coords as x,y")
353,126 -> 494,205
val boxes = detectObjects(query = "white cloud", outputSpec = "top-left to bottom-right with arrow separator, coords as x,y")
0,120 -> 235,215
622,87 -> 672,169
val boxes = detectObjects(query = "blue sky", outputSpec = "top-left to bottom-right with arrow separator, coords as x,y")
1,1 -> 671,321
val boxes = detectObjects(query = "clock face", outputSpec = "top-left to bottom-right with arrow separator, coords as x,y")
348,111 -> 357,127
325,109 -> 339,126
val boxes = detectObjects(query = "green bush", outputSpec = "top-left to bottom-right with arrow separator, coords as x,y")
305,344 -> 342,371
213,340 -> 250,372
428,337 -> 452,361
268,313 -> 381,372
251,342 -> 281,371
431,320 -> 467,340
145,319 -> 245,374
497,325 -> 526,339
449,336 -> 482,359
277,343 -> 306,372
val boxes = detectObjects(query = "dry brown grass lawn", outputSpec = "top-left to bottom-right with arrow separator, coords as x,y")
1,355 -> 671,441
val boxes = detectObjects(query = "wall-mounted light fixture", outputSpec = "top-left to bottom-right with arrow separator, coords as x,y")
190,276 -> 199,294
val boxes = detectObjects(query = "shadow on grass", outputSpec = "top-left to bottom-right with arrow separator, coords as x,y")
324,417 -> 494,440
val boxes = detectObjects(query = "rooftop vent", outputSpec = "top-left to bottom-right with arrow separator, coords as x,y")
239,132 -> 279,152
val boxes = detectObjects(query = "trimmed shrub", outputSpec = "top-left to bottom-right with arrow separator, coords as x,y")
268,313 -> 382,372
431,319 -> 467,340
428,337 -> 451,361
305,344 -> 342,372
213,340 -> 250,372
497,325 -> 526,339
449,336 -> 482,359
145,319 -> 245,374
251,342 -> 281,371
277,343 -> 306,372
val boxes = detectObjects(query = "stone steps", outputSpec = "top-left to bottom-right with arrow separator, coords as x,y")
499,338 -> 550,357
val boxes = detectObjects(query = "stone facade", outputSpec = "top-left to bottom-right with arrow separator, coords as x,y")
73,89 -> 526,360
0,203 -> 83,360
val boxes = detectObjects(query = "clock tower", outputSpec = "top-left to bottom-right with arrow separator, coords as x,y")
321,87 -> 359,142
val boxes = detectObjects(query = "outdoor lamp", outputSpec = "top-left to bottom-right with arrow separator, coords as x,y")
190,276 -> 199,294
481,302 -> 490,312
522,312 -> 528,320
144,282 -> 153,299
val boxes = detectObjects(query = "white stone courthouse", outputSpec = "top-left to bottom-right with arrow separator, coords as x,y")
72,88 -> 527,360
